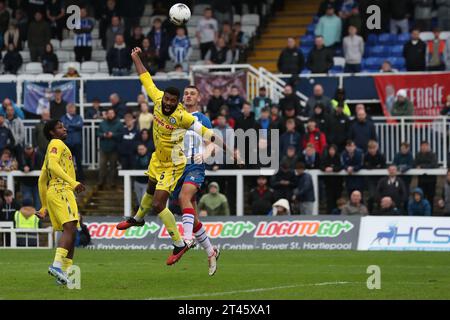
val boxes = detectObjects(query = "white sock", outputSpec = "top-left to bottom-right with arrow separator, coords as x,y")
182,212 -> 195,241
52,261 -> 62,269
195,224 -> 214,256
174,240 -> 185,247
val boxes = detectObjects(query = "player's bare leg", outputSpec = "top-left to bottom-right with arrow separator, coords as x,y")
179,183 -> 220,275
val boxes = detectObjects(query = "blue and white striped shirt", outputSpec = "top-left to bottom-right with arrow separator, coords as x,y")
169,36 -> 191,63
74,18 -> 95,47
184,112 -> 212,168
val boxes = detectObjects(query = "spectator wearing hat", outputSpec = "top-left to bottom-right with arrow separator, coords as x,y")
330,88 -> 351,116
249,176 -> 275,215
14,198 -> 41,247
408,187 -> 431,216
198,181 -> 230,216
391,89 -> 414,116
63,63 -> 81,78
268,198 -> 291,216
19,144 -> 42,209
277,37 -> 305,74
252,87 -> 272,120
60,103 -> 84,181
302,118 -> 327,156
293,162 -> 315,215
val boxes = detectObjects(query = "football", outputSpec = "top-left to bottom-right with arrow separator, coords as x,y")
169,3 -> 191,26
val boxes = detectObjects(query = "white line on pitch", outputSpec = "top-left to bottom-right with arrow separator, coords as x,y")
146,281 -> 357,300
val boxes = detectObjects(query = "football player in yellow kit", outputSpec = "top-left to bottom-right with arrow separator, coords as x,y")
37,120 -> 86,285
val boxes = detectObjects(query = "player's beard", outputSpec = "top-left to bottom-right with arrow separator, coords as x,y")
161,102 -> 176,116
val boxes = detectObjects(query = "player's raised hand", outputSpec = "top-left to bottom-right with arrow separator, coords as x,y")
131,47 -> 142,58
74,183 -> 86,194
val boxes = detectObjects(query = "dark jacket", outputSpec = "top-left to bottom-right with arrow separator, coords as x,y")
207,96 -> 225,120
134,152 -> 151,184
60,114 -> 83,146
0,200 -> 20,222
235,113 -> 256,131
415,151 -> 438,168
27,20 -> 51,48
279,94 -> 301,115
408,187 -> 431,216
107,46 -> 132,73
50,99 -> 67,120
393,151 -> 414,173
299,151 -> 321,169
270,169 -> 297,199
226,95 -> 245,120
390,0 -> 413,19
148,28 -> 170,59
341,147 -> 365,191
364,152 -> 386,169
112,101 -> 127,119
249,186 -> 275,215
328,112 -> 350,150
118,125 -> 139,156
348,120 -> 377,152
3,50 -> 23,74
311,111 -> 332,141
34,120 -> 49,154
0,126 -> 15,152
376,176 -> 408,208
320,152 -> 342,172
277,47 -> 305,74
305,95 -> 332,117
280,130 -> 301,155
306,46 -> 334,73
403,40 -> 426,71
20,150 -> 42,186
97,117 -> 123,152
41,52 -> 59,74
294,172 -> 315,202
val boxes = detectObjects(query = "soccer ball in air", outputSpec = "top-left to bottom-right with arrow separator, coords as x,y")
169,3 -> 191,26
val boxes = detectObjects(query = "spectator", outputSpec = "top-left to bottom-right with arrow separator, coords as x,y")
4,104 -> 24,157
41,42 -> 58,74
110,93 -> 127,119
0,114 -> 14,158
211,0 -> 233,27
302,118 -> 327,156
437,0 -> 450,31
60,103 -> 84,181
403,28 -> 426,71
393,142 -> 414,189
270,160 -> 296,201
280,104 -> 303,136
343,25 -> 364,73
390,0 -> 411,34
86,98 -> 103,120
205,37 -> 233,65
198,181 -> 230,216
107,34 -> 132,76
118,112 -> 139,170
14,198 -> 41,247
27,11 -> 51,62
328,103 -> 350,151
293,162 -> 315,214
46,0 -> 65,40
105,16 -> 124,51
318,0 -> 341,16
0,190 -> 19,222
0,1 -> 9,45
138,128 -> 154,155
299,143 -> 321,169
279,84 -> 302,116
0,98 -> 24,120
254,107 -> 274,147
281,145 -> 300,170
0,148 -> 18,173
252,87 -> 272,120
311,103 -> 332,141
440,94 -> 450,115
391,89 -> 414,116
343,3 -> 363,37
377,196 -> 400,215
341,190 -> 368,215
415,141 -> 438,210
3,21 -> 20,50
330,88 -> 351,116
33,110 -> 50,156
49,89 -> 67,120
207,87 -> 225,121
235,102 -> 256,132
268,198 -> 291,216
280,118 -> 301,156
62,63 -> 80,77
133,143 -> 151,204
364,140 -> 386,212
196,8 -> 219,59
26,0 -> 46,18
348,109 -> 377,152
97,108 -> 122,190
100,0 -> 119,49
126,25 -> 145,50
269,105 -> 282,131
315,5 -> 342,49
408,187 -> 431,216
19,144 -> 42,209
277,37 -> 305,74
320,144 -> 343,214
379,60 -> 398,73
140,37 -> 158,75
138,102 -> 153,131
331,197 -> 347,215
426,27 -> 447,71
231,22 -> 249,62
169,27 -> 192,72
14,9 -> 27,45
219,21 -> 233,46
74,7 -> 94,63
148,18 -> 170,70
2,43 -> 22,74
225,85 -> 245,121
306,36 -> 334,73
414,0 -> 433,32
341,140 -> 364,195
438,169 -> 450,215
305,84 -> 332,117
249,176 -> 275,215
376,165 -> 408,213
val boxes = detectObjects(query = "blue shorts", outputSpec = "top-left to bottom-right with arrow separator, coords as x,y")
171,166 -> 205,200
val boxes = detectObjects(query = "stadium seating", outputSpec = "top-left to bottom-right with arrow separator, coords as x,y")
25,62 -> 43,74
81,61 -> 100,74
241,14 -> 260,27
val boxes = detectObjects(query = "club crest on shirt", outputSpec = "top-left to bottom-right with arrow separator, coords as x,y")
50,147 -> 57,154
169,117 -> 176,124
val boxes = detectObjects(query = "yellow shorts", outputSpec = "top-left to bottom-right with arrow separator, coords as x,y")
146,154 -> 185,193
46,186 -> 79,231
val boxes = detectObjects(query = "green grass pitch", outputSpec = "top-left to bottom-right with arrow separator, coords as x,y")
0,249 -> 449,300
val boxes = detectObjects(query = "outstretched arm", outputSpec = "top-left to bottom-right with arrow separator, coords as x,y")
131,47 -> 163,102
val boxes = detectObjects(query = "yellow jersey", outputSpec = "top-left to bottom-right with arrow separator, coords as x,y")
140,72 -> 198,165
40,139 -> 78,191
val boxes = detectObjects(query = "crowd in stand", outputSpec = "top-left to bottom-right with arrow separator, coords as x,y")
277,0 -> 450,74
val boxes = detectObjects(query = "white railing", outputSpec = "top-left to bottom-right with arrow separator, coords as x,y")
119,168 -> 447,217
0,222 -> 54,249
